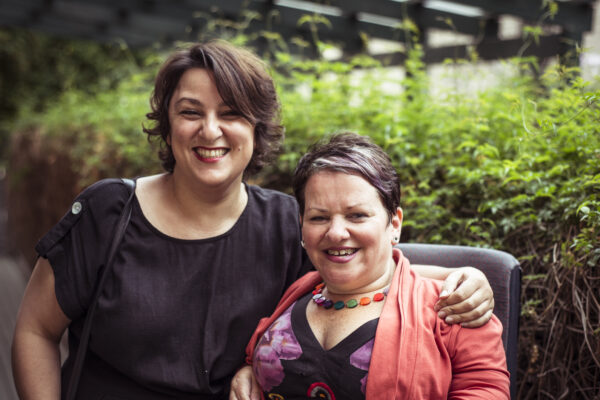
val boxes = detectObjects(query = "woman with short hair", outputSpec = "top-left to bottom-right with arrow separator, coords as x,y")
234,132 -> 509,400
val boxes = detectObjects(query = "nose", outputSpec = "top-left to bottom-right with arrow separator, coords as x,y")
325,217 -> 350,242
199,113 -> 222,142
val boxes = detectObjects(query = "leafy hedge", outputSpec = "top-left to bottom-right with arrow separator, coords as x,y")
7,32 -> 600,398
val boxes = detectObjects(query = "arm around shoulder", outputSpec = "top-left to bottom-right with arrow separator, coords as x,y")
447,315 -> 510,399
12,257 -> 71,400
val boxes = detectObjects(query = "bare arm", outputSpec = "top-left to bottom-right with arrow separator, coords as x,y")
412,264 -> 460,280
411,265 -> 494,328
12,257 -> 71,400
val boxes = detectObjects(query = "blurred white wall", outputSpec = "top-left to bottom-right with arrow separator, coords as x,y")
582,3 -> 600,81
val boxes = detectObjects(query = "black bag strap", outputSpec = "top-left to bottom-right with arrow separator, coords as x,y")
65,178 -> 136,400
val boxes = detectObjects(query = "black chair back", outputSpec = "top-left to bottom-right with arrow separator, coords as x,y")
396,243 -> 520,399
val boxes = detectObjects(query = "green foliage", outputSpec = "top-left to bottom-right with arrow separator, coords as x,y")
12,67 -> 163,185
0,27 -> 152,165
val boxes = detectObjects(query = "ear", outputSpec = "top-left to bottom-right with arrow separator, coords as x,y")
391,207 -> 403,244
166,133 -> 171,147
299,213 -> 303,228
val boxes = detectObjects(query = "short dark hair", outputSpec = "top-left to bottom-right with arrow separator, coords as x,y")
143,40 -> 283,176
293,132 -> 401,220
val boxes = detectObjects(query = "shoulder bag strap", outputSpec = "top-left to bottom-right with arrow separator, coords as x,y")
65,178 -> 136,400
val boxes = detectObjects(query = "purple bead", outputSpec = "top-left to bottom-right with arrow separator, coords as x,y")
323,300 -> 334,309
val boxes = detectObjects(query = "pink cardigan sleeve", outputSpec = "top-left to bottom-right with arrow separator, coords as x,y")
365,252 -> 510,399
447,316 -> 511,399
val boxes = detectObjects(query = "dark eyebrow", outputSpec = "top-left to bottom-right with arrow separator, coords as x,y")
175,97 -> 203,106
174,97 -> 228,108
306,206 -> 328,213
306,203 -> 370,213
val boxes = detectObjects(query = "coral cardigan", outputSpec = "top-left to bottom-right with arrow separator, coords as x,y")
246,249 -> 510,399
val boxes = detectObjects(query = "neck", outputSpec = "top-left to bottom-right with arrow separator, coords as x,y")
171,168 -> 245,204
166,172 -> 247,228
324,258 -> 396,299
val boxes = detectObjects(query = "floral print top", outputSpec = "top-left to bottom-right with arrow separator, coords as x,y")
252,292 -> 378,400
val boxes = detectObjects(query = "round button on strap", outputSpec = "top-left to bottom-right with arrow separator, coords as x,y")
71,201 -> 82,214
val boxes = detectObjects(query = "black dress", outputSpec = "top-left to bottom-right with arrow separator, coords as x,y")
36,179 -> 312,399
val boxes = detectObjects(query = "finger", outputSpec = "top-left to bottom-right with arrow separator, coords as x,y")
438,270 -> 464,299
459,308 -> 494,328
437,293 -> 489,320
436,285 -> 487,316
434,272 -> 465,312
440,298 -> 493,325
444,275 -> 482,306
231,384 -> 247,400
251,374 -> 262,400
229,380 -> 240,400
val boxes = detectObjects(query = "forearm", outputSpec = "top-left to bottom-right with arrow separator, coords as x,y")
12,329 -> 62,400
12,257 -> 70,399
412,264 -> 455,280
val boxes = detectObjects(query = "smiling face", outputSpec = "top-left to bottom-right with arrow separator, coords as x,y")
301,171 -> 402,294
168,68 -> 254,190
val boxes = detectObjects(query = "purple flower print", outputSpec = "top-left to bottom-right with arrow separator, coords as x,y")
253,304 -> 303,391
350,338 -> 374,394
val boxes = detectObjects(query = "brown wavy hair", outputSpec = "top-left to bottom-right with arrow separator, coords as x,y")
143,40 -> 284,176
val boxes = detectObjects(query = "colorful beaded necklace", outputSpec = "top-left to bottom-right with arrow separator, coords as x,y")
311,282 -> 389,310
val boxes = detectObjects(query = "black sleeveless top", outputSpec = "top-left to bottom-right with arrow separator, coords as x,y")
36,179 -> 312,399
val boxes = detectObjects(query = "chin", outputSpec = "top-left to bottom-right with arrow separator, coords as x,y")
319,271 -> 359,287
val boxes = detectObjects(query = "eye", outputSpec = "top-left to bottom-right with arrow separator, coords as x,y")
221,109 -> 243,119
180,109 -> 202,117
348,212 -> 368,220
308,215 -> 328,222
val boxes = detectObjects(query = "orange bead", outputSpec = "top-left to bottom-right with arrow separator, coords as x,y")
360,297 -> 371,306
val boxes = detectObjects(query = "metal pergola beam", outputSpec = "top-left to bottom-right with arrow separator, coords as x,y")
372,33 -> 564,65
449,0 -> 594,33
0,0 -> 596,65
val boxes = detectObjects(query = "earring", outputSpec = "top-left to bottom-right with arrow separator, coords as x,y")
392,236 -> 399,244
301,240 -> 305,248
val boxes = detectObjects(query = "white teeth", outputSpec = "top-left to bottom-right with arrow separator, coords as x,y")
327,249 -> 356,256
195,148 -> 227,158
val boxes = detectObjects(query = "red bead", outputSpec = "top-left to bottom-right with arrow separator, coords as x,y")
373,293 -> 385,302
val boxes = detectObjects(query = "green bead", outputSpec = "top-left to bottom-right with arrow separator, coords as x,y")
346,299 -> 358,308
334,301 -> 345,310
